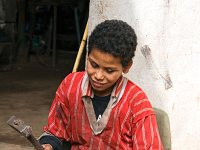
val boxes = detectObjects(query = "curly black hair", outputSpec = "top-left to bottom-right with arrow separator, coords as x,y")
88,20 -> 137,67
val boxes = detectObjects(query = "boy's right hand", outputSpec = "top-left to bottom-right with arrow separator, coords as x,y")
42,144 -> 53,150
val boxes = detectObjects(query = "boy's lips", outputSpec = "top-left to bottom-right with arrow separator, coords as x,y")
91,80 -> 105,88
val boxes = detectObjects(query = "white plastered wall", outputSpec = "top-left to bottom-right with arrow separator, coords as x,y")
88,0 -> 200,149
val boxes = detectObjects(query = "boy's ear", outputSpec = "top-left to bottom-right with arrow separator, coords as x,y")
123,60 -> 133,74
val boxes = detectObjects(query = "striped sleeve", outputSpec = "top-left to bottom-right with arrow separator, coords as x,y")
132,114 -> 164,150
43,74 -> 73,141
130,86 -> 164,150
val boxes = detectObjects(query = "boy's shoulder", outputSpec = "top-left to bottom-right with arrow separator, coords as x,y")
125,79 -> 146,97
65,71 -> 86,80
60,71 -> 86,88
125,79 -> 154,119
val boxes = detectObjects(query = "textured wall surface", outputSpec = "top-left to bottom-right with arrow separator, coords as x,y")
89,0 -> 200,149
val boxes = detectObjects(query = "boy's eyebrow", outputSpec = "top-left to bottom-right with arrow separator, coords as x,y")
88,57 -> 118,70
88,57 -> 97,64
102,65 -> 119,71
104,66 -> 117,70
88,57 -> 95,61
88,58 -> 99,66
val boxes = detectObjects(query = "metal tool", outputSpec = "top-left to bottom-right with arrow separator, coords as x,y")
7,116 -> 44,150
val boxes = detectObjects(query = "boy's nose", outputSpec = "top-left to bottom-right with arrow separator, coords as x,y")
95,70 -> 104,80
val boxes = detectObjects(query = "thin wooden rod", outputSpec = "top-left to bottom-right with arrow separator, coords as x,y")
72,20 -> 88,72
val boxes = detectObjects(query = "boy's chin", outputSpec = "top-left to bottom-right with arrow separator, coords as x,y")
92,87 -> 113,96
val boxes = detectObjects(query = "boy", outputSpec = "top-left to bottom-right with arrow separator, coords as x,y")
39,20 -> 164,150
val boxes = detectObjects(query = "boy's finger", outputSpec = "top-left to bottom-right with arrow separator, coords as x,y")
42,144 -> 53,150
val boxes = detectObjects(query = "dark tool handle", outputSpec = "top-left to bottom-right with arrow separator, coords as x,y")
27,135 -> 44,150
6,116 -> 44,150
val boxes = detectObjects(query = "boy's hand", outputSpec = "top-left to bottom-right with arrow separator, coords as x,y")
41,144 -> 53,150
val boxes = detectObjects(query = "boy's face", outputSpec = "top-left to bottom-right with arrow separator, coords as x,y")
86,48 -> 132,96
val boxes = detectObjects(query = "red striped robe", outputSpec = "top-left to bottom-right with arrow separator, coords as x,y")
44,71 -> 164,150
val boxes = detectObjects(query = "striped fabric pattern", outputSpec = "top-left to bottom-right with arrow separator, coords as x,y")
44,71 -> 164,150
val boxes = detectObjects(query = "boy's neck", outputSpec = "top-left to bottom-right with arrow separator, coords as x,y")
92,84 -> 115,97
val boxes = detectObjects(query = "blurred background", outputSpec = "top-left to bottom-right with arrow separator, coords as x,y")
0,0 -> 89,149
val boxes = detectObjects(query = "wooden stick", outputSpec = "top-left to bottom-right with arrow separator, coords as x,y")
72,21 -> 88,72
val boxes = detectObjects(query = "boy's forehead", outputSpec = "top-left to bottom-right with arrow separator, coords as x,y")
89,48 -> 116,58
90,48 -> 116,57
88,48 -> 122,66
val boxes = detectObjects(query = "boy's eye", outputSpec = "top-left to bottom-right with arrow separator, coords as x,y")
106,69 -> 115,73
91,62 -> 98,68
